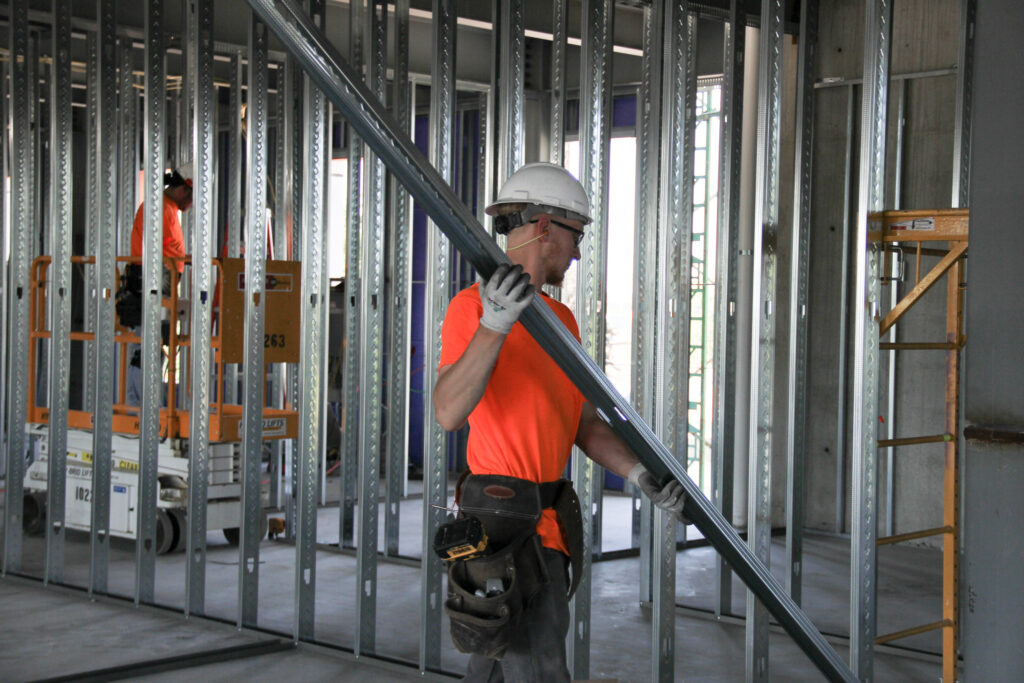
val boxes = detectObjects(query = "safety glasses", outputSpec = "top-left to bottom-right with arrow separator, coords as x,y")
530,218 -> 585,247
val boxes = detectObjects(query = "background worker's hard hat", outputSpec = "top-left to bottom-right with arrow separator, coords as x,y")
485,162 -> 591,233
177,161 -> 194,187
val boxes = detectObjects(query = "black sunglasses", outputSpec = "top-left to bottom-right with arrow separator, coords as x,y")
529,218 -> 585,247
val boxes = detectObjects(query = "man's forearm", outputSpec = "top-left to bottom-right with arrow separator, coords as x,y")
433,324 -> 507,431
575,402 -> 640,479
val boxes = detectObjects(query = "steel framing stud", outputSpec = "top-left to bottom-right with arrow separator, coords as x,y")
295,0 -> 328,641
341,0 -> 365,550
44,0 -> 74,587
137,0 -> 167,605
850,0 -> 891,678
186,0 -> 216,618
745,1 -> 784,678
3,0 -> 31,576
418,0 -> 455,670
633,0 -> 665,598
354,0 -> 388,656
385,0 -> 412,559
84,31 -> 99,417
952,0 -> 976,208
89,0 -> 119,598
239,13 -> 269,629
496,0 -> 524,184
712,0 -> 745,618
569,0 -> 615,677
785,0 -> 818,608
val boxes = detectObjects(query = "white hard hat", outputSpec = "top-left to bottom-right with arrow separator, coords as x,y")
485,162 -> 592,234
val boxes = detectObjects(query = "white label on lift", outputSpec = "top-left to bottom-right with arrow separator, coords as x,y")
890,217 -> 935,231
263,417 -> 287,436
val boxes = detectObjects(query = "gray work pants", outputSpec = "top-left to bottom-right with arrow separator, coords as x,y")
463,548 -> 571,683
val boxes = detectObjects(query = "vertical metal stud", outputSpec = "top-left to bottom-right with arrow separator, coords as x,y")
419,0 -> 455,670
186,0 -> 216,618
651,4 -> 696,680
3,0 -> 31,576
712,0 -> 745,618
549,0 -> 568,166
296,0 -> 327,641
569,0 -> 615,677
90,0 -> 119,598
286,56 -> 304,516
835,84 -> 855,535
44,0 -> 74,586
353,0 -> 387,657
785,0 -> 818,607
84,31 -> 99,416
952,0 -> 975,208
226,51 -> 243,405
385,0 -> 412,559
137,0 -> 166,605
0,59 -> 9,486
746,0 -> 784,677
496,0 -> 524,183
341,0 -> 365,550
239,14 -> 269,629
119,40 -> 137,261
633,0 -> 665,597
850,0 -> 891,678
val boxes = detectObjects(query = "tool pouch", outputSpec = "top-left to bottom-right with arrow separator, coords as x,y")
445,532 -> 549,659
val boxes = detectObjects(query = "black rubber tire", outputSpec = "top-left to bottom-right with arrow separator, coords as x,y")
222,513 -> 268,545
168,508 -> 187,553
22,491 -> 47,536
155,508 -> 176,555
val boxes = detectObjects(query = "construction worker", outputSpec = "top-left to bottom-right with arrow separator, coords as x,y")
434,162 -> 688,681
125,165 -> 193,406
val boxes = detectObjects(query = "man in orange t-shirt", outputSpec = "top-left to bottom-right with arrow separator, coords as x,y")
126,167 -> 193,406
435,163 -> 688,681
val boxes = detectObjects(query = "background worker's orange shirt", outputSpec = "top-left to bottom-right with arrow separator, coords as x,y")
131,195 -> 186,273
439,283 -> 584,555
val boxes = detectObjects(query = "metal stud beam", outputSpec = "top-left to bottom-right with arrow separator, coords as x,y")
340,0 -> 365,550
238,14 -> 269,629
385,0 -> 412,560
3,0 -> 32,576
418,0 -> 455,671
496,0 -> 524,183
785,0 -> 818,608
569,0 -> 615,677
652,3 -> 696,680
952,0 -> 976,208
295,0 -> 327,641
136,0 -> 166,605
245,3 -> 856,679
84,32 -> 98,416
549,0 -> 568,166
0,54 -> 9,487
632,0 -> 665,594
850,0 -> 891,678
44,0 -> 74,586
354,0 -> 388,656
90,0 -> 119,598
118,40 -> 136,262
712,0 -> 745,618
186,0 -> 216,618
226,51 -> 243,405
746,1 -> 784,678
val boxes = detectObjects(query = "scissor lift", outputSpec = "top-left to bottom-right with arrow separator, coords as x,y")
21,254 -> 301,552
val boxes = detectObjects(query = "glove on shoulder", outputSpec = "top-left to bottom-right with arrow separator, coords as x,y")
480,263 -> 534,335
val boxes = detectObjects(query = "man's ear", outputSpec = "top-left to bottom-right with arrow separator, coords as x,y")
535,216 -> 551,241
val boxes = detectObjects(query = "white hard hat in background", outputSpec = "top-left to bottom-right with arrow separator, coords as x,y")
485,162 -> 592,234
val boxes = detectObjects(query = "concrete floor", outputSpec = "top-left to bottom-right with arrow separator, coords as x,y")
0,484 -> 942,681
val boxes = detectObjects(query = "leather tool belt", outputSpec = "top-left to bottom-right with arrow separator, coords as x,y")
443,473 -> 584,660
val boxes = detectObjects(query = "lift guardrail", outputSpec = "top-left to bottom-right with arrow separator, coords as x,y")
245,1 -> 857,680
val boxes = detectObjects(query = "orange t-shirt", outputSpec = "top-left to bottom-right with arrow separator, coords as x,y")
439,283 -> 584,555
131,194 -> 185,273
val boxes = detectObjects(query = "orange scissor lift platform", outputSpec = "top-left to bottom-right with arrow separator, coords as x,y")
26,255 -> 301,442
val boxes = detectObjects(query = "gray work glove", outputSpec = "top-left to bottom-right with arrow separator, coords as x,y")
479,264 -> 534,335
628,463 -> 690,523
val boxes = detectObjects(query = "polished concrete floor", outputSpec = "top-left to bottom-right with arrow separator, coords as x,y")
0,482 -> 942,681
